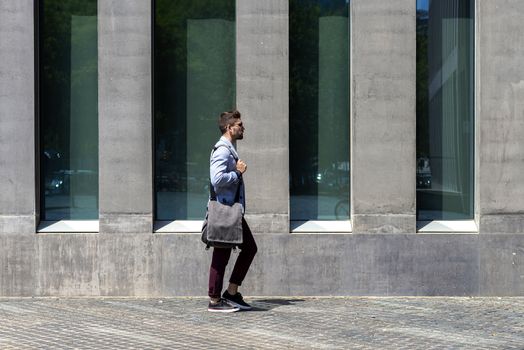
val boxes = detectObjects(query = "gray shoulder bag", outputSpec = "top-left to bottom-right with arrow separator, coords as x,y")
201,146 -> 243,249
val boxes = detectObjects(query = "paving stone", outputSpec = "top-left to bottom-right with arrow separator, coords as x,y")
0,297 -> 523,349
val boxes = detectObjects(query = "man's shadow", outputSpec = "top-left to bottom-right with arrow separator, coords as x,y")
248,298 -> 305,312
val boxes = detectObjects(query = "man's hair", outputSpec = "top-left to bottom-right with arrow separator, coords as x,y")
218,110 -> 241,134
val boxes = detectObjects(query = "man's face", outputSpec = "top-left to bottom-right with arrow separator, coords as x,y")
228,119 -> 244,140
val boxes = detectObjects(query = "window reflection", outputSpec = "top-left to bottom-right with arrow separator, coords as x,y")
290,0 -> 350,221
416,0 -> 474,220
154,0 -> 235,220
40,0 -> 98,220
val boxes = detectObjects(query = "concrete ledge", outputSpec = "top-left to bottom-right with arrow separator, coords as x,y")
98,234 -> 158,296
352,214 -> 416,234
7,232 -> 522,296
479,214 -> 524,234
99,214 -> 152,234
0,234 -> 35,296
0,215 -> 35,235
480,234 -> 524,296
35,234 -> 99,296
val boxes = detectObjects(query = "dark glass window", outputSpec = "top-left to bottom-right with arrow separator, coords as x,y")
154,0 -> 236,220
39,0 -> 98,220
290,0 -> 350,221
416,0 -> 474,220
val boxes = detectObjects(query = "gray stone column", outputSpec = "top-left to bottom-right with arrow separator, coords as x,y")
237,0 -> 289,233
477,0 -> 524,234
98,0 -> 152,233
0,0 -> 36,234
351,0 -> 416,233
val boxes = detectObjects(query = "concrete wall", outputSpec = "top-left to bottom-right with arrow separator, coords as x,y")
98,0 -> 153,233
0,0 -> 36,234
477,0 -> 524,234
237,0 -> 289,233
0,232 -> 522,297
0,0 -> 523,296
351,0 -> 416,233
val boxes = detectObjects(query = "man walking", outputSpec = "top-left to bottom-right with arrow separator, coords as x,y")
207,110 -> 258,312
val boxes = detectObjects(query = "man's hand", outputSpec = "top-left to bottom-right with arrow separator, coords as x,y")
236,159 -> 247,174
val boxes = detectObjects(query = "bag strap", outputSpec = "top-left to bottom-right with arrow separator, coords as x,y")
209,145 -> 242,202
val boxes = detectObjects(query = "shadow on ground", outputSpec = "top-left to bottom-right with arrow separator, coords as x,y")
249,298 -> 306,312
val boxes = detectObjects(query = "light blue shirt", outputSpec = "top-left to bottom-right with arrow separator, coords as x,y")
210,136 -> 245,211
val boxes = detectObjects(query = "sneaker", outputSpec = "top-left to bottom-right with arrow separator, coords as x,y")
222,290 -> 252,310
207,299 -> 240,313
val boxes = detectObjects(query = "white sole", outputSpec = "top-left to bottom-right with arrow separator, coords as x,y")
207,307 -> 240,313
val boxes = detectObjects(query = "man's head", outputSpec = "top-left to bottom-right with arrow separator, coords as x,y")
219,110 -> 244,141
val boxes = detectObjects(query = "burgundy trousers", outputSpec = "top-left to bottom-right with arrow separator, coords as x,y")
208,218 -> 257,298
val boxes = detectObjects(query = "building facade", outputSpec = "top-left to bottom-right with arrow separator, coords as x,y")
1,0 -> 523,296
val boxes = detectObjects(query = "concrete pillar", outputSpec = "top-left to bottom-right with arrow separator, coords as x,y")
477,0 -> 524,234
98,0 -> 152,233
351,0 -> 416,233
237,0 -> 289,233
0,0 -> 36,234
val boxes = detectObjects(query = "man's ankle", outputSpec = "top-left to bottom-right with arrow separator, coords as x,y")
227,283 -> 239,296
210,298 -> 220,304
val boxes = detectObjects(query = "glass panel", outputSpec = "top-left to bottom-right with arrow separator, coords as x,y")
290,0 -> 350,221
416,0 -> 474,220
154,1 -> 235,220
40,0 -> 98,220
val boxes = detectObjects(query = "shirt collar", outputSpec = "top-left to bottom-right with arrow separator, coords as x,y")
219,136 -> 236,150
217,136 -> 240,160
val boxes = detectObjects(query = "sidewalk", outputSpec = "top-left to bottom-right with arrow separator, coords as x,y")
0,297 -> 523,349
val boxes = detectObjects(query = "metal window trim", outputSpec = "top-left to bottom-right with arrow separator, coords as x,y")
291,220 -> 352,234
37,220 -> 99,233
416,220 -> 478,234
154,220 -> 203,233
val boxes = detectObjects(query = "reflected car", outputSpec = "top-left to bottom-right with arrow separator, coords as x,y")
44,171 -> 69,195
416,157 -> 432,189
315,161 -> 350,190
416,173 -> 432,188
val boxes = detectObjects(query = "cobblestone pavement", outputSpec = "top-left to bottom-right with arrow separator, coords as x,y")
0,297 -> 523,349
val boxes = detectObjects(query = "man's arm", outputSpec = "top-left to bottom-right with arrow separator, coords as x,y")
210,146 -> 241,188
